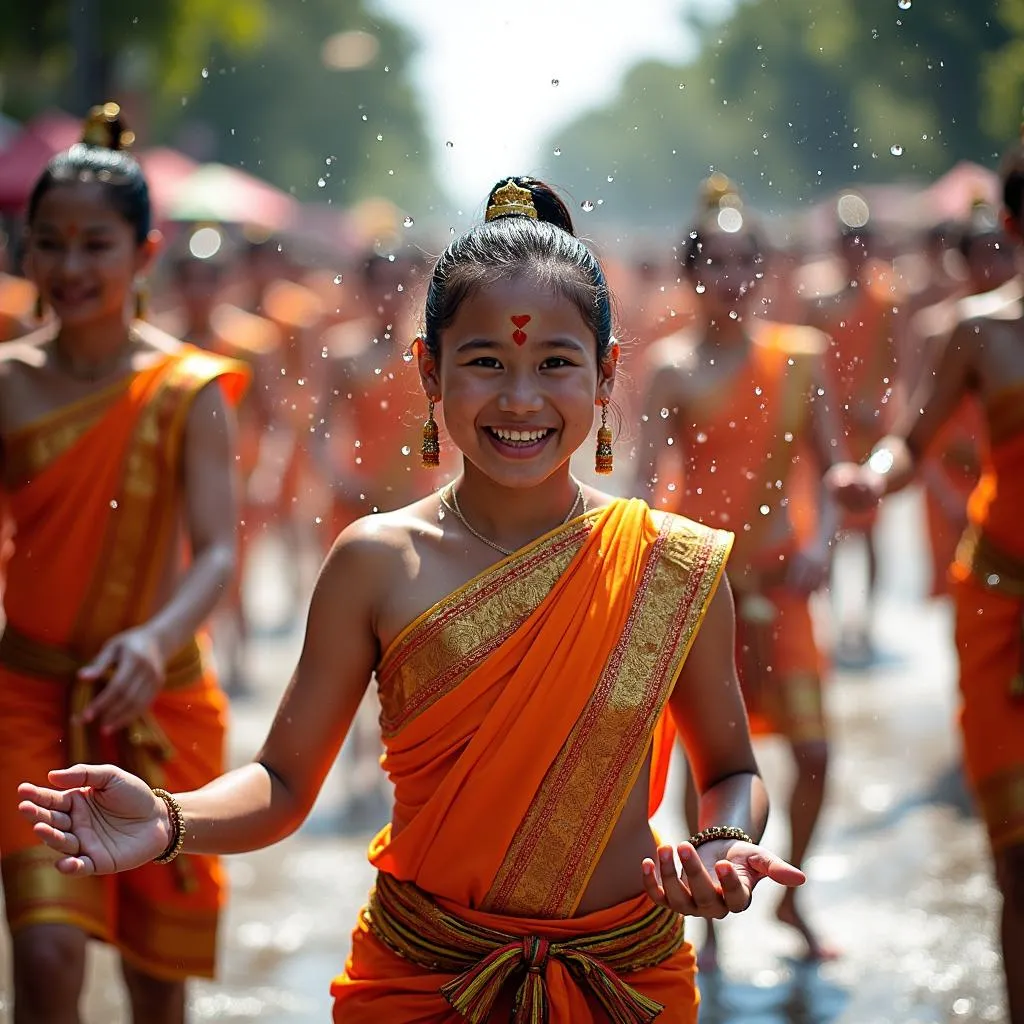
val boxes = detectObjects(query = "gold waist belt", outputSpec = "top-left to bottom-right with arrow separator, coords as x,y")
364,870 -> 685,1024
956,525 -> 1024,598
0,626 -> 204,784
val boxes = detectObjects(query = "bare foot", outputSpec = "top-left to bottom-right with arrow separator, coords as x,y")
776,893 -> 840,962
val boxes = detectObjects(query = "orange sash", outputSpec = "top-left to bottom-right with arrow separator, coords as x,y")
331,500 -> 730,1021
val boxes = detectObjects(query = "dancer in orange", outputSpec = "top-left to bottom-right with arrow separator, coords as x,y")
163,240 -> 281,691
806,198 -> 903,664
828,141 -> 1024,1024
19,176 -> 804,1023
0,104 -> 248,1024
637,175 -> 842,966
907,204 -> 1017,596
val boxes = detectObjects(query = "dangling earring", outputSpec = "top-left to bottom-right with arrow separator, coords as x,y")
33,292 -> 45,322
421,398 -> 440,468
134,280 -> 149,321
595,399 -> 614,475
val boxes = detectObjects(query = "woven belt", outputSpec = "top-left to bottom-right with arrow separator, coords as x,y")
364,870 -> 685,1023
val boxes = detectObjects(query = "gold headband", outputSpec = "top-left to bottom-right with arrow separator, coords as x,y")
485,179 -> 538,221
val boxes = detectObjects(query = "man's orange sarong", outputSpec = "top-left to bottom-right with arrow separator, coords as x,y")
331,498 -> 732,1022
672,323 -> 828,743
949,383 -> 1024,853
0,346 -> 249,980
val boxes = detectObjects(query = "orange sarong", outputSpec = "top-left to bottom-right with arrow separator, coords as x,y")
330,498 -> 732,1022
949,386 -> 1024,853
674,323 -> 828,743
0,346 -> 249,980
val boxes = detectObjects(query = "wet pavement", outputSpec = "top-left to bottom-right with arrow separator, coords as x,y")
0,490 -> 1009,1022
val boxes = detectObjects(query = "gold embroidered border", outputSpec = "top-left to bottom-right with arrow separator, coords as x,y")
118,886 -> 220,980
977,766 -> 1024,853
2,378 -> 132,490
377,515 -> 597,737
70,352 -> 243,654
485,514 -> 732,918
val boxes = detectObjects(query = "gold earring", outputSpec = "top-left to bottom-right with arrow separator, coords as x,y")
595,399 -> 613,475
134,280 -> 149,320
421,399 -> 440,468
33,292 -> 45,322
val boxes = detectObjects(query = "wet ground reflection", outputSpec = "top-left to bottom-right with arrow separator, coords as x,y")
698,963 -> 849,1024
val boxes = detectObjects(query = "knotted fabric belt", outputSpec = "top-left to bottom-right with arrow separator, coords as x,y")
0,625 -> 204,783
364,870 -> 685,1023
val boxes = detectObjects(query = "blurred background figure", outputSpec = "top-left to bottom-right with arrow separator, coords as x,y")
802,196 -> 903,667
636,175 -> 843,968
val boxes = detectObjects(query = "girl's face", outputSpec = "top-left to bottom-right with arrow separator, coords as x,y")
691,229 -> 762,313
421,274 -> 615,489
24,182 -> 155,328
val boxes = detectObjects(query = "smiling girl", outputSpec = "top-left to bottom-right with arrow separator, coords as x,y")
18,175 -> 802,1023
0,104 -> 248,1023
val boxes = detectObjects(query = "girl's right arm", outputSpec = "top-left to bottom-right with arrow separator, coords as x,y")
19,522 -> 391,873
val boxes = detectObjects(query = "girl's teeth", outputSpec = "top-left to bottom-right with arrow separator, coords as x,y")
492,428 -> 548,443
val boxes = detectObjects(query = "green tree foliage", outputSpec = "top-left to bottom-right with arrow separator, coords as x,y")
543,0 -> 1023,227
0,0 -> 439,211
165,0 -> 439,209
0,0 -> 265,114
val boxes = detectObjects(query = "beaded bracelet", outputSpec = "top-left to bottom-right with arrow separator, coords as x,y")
688,825 -> 752,849
152,788 -> 186,864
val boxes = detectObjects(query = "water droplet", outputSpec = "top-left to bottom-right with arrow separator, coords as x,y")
401,445 -> 412,456
403,215 -> 414,227
321,347 -> 329,359
581,200 -> 595,212
987,573 -> 1002,587
445,140 -> 454,149
402,349 -> 414,363
553,147 -> 562,156
659,408 -> 670,419
201,67 -> 209,79
333,274 -> 343,285
695,432 -> 708,444
376,133 -> 383,142
759,504 -> 771,515
890,144 -> 904,157
695,283 -> 706,294
317,177 -> 327,188
551,78 -> 559,87
110,499 -> 119,509
897,0 -> 911,8
606,175 -> 614,183
361,114 -> 368,121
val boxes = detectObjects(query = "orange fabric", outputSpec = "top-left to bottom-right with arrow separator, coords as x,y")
960,433 -> 1024,568
677,323 -> 816,563
952,575 -> 1024,852
333,894 -> 698,1023
816,265 -> 900,463
331,500 -> 732,1020
923,398 -> 983,596
736,576 -> 827,743
0,668 -> 227,980
0,274 -> 36,343
0,346 -> 248,978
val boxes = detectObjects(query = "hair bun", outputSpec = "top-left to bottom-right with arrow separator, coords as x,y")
485,176 -> 576,236
81,102 -> 136,152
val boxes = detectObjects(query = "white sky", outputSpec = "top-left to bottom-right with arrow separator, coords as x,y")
374,0 -> 708,211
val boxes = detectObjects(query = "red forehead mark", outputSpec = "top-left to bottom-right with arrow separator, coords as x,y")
510,314 -> 531,345
66,225 -> 81,239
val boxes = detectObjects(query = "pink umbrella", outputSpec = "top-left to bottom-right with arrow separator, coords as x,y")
0,110 -> 81,211
167,162 -> 299,231
922,161 -> 1000,222
136,147 -> 199,222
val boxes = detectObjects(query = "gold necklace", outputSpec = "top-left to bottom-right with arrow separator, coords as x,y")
441,480 -> 586,557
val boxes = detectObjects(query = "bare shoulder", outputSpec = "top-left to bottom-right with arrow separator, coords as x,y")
321,497 -> 442,602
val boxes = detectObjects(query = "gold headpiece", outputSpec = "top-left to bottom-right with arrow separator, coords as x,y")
485,179 -> 538,221
81,102 -> 136,151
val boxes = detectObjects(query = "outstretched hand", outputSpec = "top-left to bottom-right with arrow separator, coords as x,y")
17,764 -> 169,877
642,839 -> 805,919
824,462 -> 885,515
